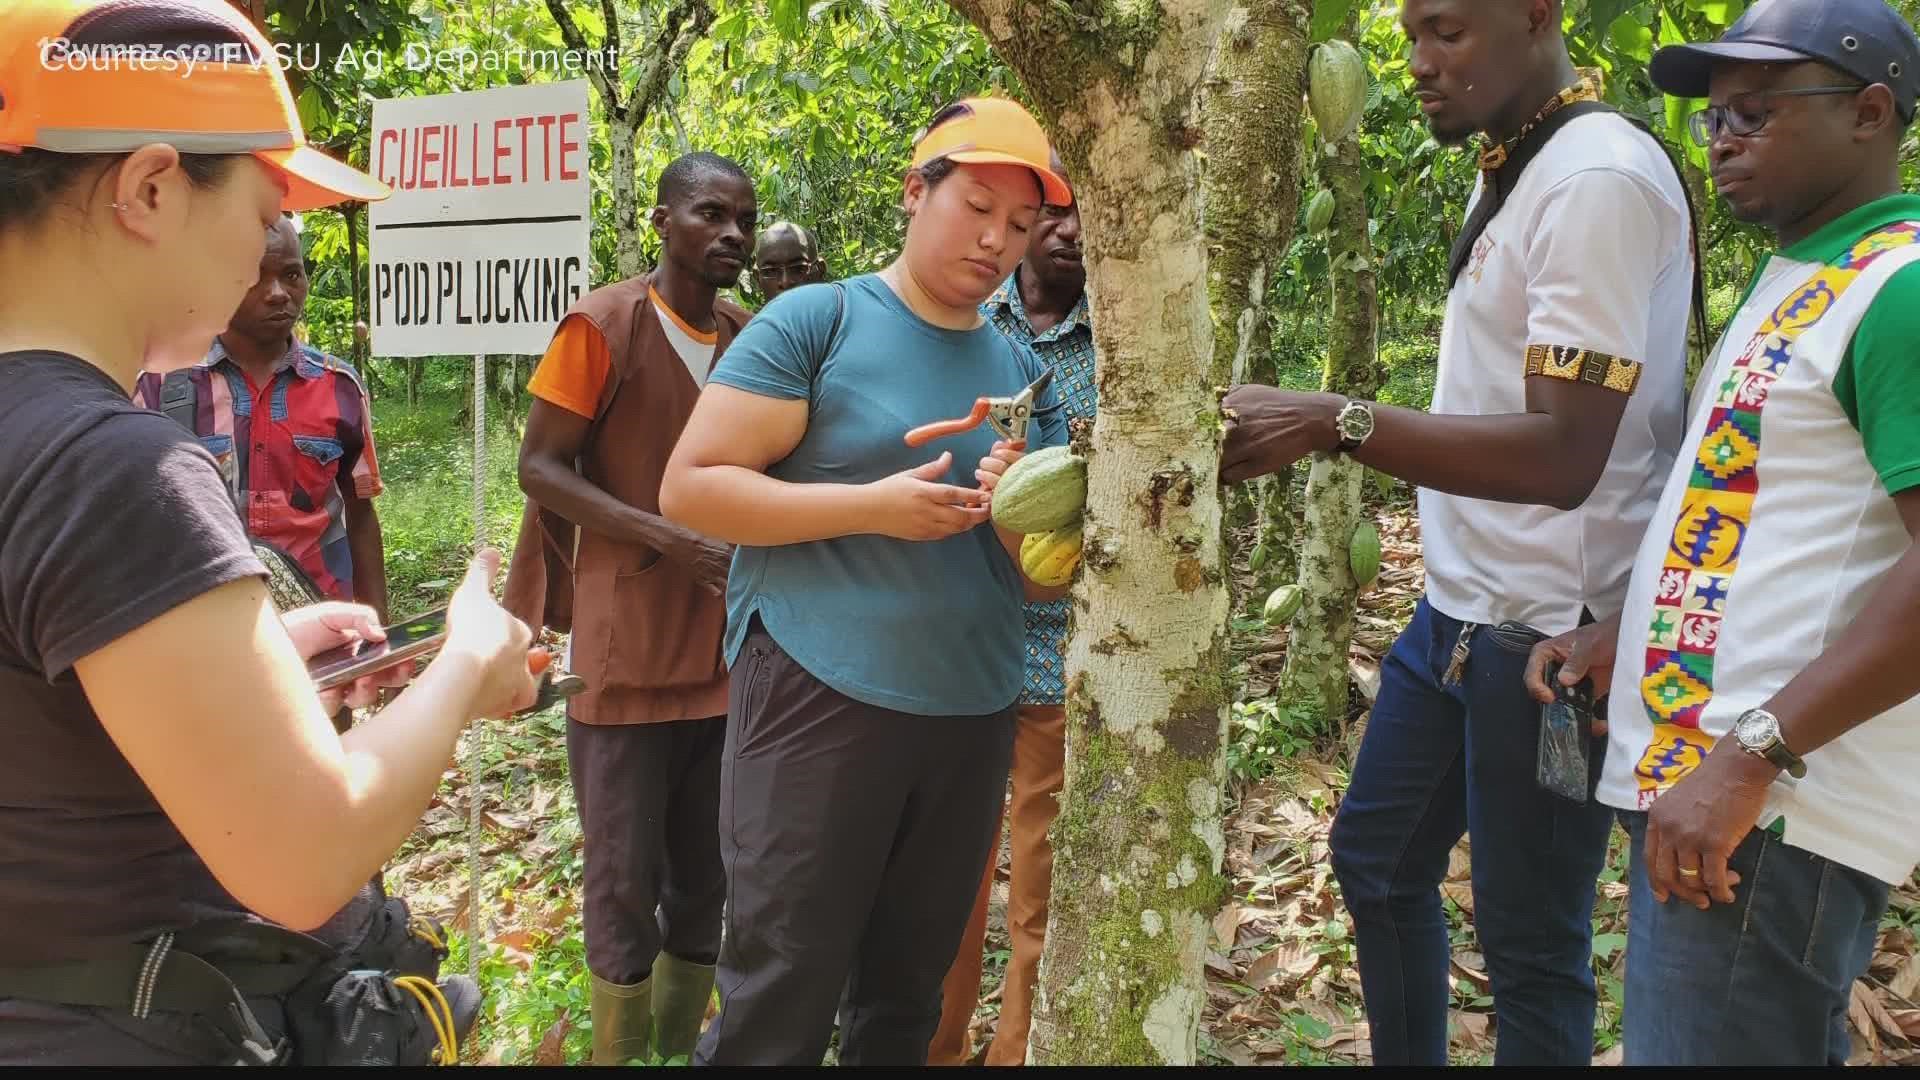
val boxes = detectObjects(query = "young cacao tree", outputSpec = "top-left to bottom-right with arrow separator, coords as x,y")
1200,1 -> 1313,594
1278,34 -> 1382,736
946,0 -> 1234,1064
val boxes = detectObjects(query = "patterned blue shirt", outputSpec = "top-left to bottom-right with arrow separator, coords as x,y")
983,272 -> 1098,706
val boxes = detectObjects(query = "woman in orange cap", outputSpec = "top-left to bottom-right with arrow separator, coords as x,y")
659,96 -> 1073,1065
0,0 -> 537,1064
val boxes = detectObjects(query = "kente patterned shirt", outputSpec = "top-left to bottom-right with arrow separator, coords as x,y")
1596,194 -> 1920,886
983,273 -> 1098,707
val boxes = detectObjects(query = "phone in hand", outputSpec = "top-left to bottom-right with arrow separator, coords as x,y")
1537,660 -> 1596,803
307,608 -> 449,691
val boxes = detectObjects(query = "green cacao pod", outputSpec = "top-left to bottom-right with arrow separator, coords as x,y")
1305,188 -> 1336,236
1020,521 -> 1084,587
991,445 -> 1087,534
1308,40 -> 1367,145
1263,583 -> 1304,625
1249,540 -> 1271,572
1349,521 -> 1382,586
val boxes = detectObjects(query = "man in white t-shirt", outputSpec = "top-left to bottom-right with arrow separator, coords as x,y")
1219,0 -> 1696,1065
1525,0 -> 1920,1064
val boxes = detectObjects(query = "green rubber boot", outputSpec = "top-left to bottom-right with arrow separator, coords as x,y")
650,953 -> 716,1063
589,973 -> 653,1066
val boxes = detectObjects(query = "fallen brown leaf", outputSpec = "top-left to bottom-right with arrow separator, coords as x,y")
1450,952 -> 1490,991
1440,881 -> 1475,914
1246,941 -> 1320,989
534,1017 -> 571,1066
1891,951 -> 1920,1003
1214,902 -> 1242,948
1891,1008 -> 1920,1039
1850,982 -> 1882,1058
1450,1010 -> 1491,1053
1592,1043 -> 1624,1066
1206,950 -> 1237,978
484,809 -> 533,833
1857,980 -> 1909,1044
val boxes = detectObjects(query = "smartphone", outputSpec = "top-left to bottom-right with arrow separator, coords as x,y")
308,608 -> 450,691
1537,660 -> 1595,803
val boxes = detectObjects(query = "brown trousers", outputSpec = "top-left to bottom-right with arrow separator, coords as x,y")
928,704 -> 1067,1067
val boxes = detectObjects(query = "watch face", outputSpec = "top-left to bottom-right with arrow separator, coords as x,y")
1340,404 -> 1374,441
1735,710 -> 1778,748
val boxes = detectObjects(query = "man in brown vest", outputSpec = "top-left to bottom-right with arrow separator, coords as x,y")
506,151 -> 756,1065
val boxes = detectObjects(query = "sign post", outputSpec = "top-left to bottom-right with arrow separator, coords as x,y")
367,80 -> 592,983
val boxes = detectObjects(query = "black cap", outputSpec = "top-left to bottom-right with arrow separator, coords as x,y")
1650,0 -> 1920,122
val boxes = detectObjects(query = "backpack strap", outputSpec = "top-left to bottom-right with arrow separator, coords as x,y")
1616,112 -> 1714,369
1447,99 -> 1712,368
158,368 -> 198,433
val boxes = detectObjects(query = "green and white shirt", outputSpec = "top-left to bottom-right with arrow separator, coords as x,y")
1598,194 -> 1920,885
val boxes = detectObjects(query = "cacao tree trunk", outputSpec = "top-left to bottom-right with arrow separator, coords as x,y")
1200,0 -> 1312,599
948,0 -> 1233,1064
1278,45 -> 1381,740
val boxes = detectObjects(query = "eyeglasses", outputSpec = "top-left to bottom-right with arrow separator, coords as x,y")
1688,85 -> 1867,146
755,261 -> 815,282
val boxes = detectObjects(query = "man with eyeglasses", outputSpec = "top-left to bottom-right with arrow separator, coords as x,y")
1521,0 -> 1920,1064
752,221 -> 828,304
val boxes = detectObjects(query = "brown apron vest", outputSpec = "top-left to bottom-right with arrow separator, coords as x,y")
503,273 -> 750,724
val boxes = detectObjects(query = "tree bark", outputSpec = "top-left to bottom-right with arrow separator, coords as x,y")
1200,1 -> 1311,601
543,0 -> 714,280
1278,54 -> 1380,738
948,0 -> 1233,1065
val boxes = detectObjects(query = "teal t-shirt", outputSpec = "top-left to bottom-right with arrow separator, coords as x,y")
708,274 -> 1069,716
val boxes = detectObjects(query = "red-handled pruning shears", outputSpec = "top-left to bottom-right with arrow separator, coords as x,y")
904,368 -> 1056,451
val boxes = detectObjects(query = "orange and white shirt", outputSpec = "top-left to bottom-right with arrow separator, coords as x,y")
527,286 -> 717,419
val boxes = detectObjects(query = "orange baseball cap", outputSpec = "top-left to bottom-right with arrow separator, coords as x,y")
0,0 -> 389,211
910,97 -> 1072,207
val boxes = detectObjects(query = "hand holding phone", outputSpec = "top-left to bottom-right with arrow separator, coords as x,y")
307,608 -> 451,691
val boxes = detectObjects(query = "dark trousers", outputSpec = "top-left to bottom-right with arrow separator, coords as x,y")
694,621 -> 1016,1066
1621,812 -> 1888,1065
1330,597 -> 1615,1065
567,712 -> 726,984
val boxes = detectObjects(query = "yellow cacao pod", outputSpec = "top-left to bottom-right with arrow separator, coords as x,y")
1020,522 -> 1084,587
1308,39 -> 1367,145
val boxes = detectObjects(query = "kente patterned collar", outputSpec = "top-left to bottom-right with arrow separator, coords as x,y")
1477,72 -> 1604,174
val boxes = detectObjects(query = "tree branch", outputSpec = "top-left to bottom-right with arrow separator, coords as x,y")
598,0 -> 623,73
542,0 -> 620,113
625,0 -> 713,136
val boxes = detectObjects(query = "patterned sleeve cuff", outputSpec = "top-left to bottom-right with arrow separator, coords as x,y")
1525,343 -> 1642,395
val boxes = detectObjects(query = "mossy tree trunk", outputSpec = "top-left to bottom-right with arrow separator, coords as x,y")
1200,1 -> 1312,597
1277,31 -> 1381,736
948,0 -> 1233,1064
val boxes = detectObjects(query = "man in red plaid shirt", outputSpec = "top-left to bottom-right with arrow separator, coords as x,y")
137,216 -> 387,621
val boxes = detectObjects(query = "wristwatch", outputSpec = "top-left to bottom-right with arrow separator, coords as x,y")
1732,707 -> 1807,779
1333,398 -> 1375,454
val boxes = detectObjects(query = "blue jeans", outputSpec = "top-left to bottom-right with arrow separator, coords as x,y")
1330,597 -> 1614,1065
1621,812 -> 1888,1065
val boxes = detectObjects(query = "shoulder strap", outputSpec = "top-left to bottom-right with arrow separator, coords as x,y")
1614,112 -> 1713,371
1446,100 -> 1712,367
1446,100 -> 1610,289
158,368 -> 198,433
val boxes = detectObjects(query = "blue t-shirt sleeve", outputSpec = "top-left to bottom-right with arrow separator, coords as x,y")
1017,340 -> 1071,450
708,282 -> 842,401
